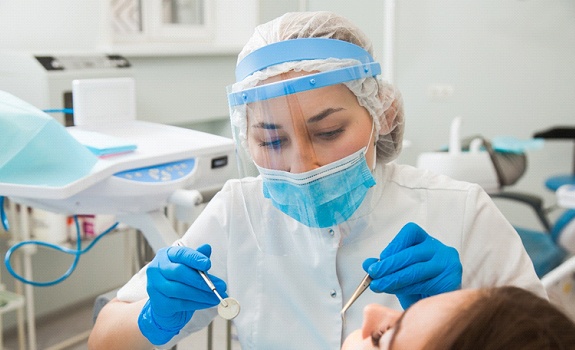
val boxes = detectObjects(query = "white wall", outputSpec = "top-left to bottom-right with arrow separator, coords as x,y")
0,0 -> 106,51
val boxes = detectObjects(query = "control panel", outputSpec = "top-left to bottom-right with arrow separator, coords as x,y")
114,158 -> 196,183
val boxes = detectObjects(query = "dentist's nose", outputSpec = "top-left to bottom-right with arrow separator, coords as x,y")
283,94 -> 320,173
288,137 -> 319,173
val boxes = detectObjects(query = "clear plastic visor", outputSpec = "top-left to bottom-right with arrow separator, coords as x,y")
228,63 -> 380,176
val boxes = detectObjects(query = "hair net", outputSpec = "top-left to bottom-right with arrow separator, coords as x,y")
230,11 -> 405,163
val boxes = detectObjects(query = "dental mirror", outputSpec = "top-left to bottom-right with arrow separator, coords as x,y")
218,297 -> 241,320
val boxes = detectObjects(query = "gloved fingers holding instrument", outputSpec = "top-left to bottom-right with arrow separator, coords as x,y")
138,243 -> 228,345
363,222 -> 462,309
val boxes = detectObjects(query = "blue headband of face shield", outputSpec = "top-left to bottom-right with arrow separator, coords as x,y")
228,38 -> 381,106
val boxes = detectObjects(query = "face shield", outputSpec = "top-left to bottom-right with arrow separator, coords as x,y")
229,38 -> 381,170
227,38 -> 383,255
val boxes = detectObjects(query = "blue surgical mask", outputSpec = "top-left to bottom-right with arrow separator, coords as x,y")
256,147 -> 376,228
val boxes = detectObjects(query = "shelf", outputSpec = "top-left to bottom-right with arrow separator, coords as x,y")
98,43 -> 243,57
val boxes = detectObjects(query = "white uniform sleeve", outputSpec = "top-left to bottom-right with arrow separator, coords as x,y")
459,184 -> 547,298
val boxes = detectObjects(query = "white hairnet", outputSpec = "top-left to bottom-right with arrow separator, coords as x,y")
230,11 -> 405,163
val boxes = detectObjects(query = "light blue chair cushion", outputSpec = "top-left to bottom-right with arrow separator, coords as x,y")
552,209 -> 575,242
516,227 -> 567,278
545,175 -> 575,191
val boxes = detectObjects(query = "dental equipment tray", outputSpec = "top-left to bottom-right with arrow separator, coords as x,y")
0,121 -> 236,215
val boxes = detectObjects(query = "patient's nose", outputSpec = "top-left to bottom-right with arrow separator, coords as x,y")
361,304 -> 402,339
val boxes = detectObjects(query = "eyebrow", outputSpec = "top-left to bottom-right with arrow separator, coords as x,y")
307,107 -> 345,123
250,107 -> 345,130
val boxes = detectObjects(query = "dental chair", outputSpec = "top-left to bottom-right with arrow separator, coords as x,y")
483,130 -> 574,279
504,126 -> 575,278
417,118 -> 575,321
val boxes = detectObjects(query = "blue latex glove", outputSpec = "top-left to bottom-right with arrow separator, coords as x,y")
138,244 -> 227,345
363,222 -> 462,309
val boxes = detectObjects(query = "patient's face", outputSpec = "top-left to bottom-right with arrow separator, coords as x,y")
341,289 -> 479,349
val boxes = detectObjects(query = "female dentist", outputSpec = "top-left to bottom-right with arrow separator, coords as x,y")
89,11 -> 545,350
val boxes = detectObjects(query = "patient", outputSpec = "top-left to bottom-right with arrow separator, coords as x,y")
342,286 -> 575,349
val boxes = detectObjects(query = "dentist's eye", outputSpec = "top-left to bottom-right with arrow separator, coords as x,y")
316,128 -> 344,140
259,138 -> 285,149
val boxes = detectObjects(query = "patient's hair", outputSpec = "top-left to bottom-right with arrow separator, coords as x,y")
427,286 -> 575,350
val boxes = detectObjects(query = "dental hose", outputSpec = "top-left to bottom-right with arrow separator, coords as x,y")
3,214 -> 118,287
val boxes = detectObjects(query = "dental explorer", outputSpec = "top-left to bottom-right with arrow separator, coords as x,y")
175,241 -> 241,320
341,274 -> 372,323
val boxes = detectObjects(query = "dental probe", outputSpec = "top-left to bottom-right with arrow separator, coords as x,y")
341,274 -> 372,320
175,241 -> 229,307
198,269 -> 229,307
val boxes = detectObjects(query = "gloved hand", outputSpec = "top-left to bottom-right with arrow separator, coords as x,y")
138,244 -> 227,345
363,222 -> 462,309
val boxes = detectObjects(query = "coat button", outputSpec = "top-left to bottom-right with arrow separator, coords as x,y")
330,290 -> 337,298
328,229 -> 335,236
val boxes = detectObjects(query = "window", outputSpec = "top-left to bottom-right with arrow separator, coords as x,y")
106,0 -> 258,55
110,0 -> 213,43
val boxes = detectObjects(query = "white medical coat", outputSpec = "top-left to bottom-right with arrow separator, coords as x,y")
117,162 -> 545,349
